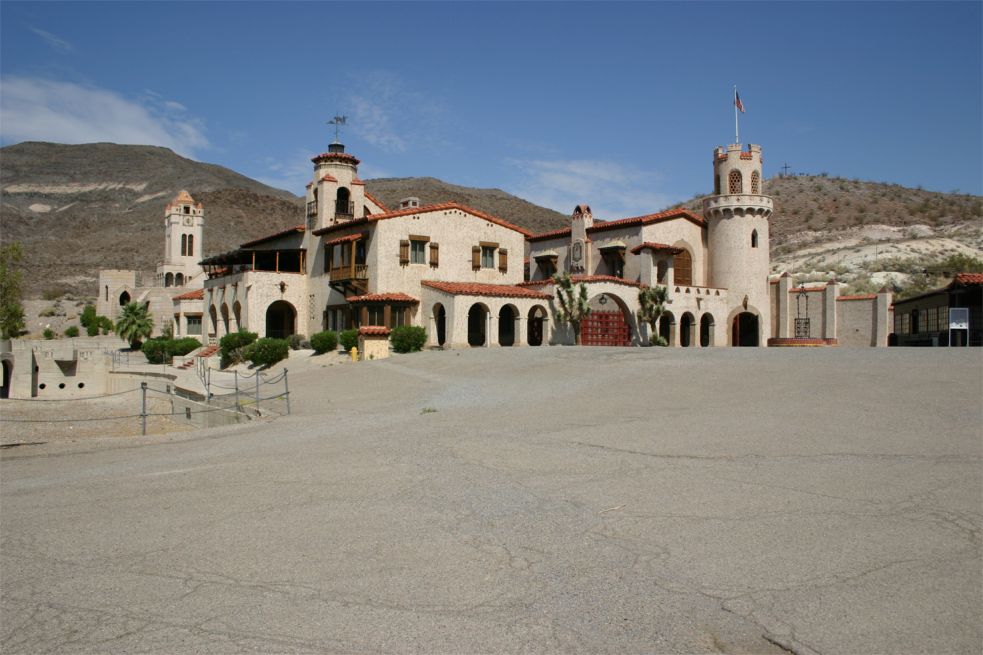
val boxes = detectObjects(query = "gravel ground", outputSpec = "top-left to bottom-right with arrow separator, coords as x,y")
1,346 -> 980,654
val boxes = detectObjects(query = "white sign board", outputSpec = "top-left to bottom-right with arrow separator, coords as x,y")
949,307 -> 969,330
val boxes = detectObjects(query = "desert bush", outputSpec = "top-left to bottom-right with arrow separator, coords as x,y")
310,330 -> 338,354
244,338 -> 289,368
80,305 -> 97,327
39,305 -> 61,317
41,288 -> 67,301
288,333 -> 306,350
143,337 -> 201,364
64,326 -> 79,338
43,328 -> 55,340
390,325 -> 427,353
339,329 -> 358,353
220,330 -> 258,367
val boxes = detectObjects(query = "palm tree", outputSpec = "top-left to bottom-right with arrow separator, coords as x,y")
116,302 -> 153,349
552,272 -> 591,345
638,286 -> 669,345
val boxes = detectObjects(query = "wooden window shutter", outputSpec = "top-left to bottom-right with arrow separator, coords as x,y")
472,246 -> 481,270
399,239 -> 410,265
498,248 -> 508,273
429,242 -> 439,268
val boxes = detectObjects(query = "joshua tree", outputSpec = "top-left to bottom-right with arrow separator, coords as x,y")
638,285 -> 669,345
115,302 -> 153,349
552,272 -> 591,345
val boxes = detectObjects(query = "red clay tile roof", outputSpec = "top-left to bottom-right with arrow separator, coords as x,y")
836,294 -> 878,301
351,178 -> 365,186
347,292 -> 419,304
740,152 -> 754,160
520,275 -> 644,288
312,151 -> 360,166
951,273 -> 983,286
528,208 -> 705,242
240,225 -> 305,248
320,174 -> 338,183
312,202 -> 532,237
172,288 -> 204,301
364,192 -> 389,213
324,233 -> 362,246
422,281 -> 552,299
630,242 -> 684,255
358,326 -> 390,336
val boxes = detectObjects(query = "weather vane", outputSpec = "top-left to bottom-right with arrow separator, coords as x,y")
327,115 -> 347,143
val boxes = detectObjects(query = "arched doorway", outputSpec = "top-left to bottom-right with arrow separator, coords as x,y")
680,313 -> 695,347
467,303 -> 488,347
266,301 -> 296,339
498,305 -> 517,346
528,305 -> 547,346
233,301 -> 242,329
221,304 -> 231,335
119,291 -> 130,306
732,312 -> 759,347
175,273 -> 184,287
433,304 -> 446,346
658,311 -> 675,346
582,293 -> 631,346
208,305 -> 218,337
165,272 -> 174,287
700,314 -> 715,347
1,359 -> 12,399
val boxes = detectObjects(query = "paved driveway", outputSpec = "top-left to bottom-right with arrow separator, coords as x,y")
2,347 -> 980,654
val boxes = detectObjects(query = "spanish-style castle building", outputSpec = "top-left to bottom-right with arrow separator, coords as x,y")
99,139 -> 892,349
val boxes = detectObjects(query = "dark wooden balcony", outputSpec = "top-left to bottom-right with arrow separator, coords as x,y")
329,264 -> 368,283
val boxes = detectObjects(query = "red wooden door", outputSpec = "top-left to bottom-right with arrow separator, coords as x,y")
581,311 -> 630,346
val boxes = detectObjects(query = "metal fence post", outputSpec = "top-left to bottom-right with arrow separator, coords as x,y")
233,370 -> 240,412
140,382 -> 147,436
206,367 -> 211,402
255,371 -> 260,414
284,369 -> 290,415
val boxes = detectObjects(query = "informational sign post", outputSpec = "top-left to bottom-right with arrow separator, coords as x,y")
949,308 -> 969,347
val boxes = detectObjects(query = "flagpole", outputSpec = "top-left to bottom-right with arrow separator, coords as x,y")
734,85 -> 739,145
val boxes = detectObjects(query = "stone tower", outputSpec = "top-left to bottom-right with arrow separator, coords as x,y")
703,144 -> 773,343
307,142 -> 367,231
160,190 -> 204,287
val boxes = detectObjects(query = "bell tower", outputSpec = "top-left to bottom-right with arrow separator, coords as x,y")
159,190 -> 204,287
307,142 -> 367,231
703,144 -> 773,342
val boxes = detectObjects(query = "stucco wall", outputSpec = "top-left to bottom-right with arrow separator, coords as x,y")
836,298 -> 880,347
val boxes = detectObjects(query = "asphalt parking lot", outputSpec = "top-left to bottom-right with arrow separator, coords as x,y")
2,346 -> 980,654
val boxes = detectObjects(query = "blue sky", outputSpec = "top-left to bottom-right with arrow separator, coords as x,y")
2,1 -> 980,220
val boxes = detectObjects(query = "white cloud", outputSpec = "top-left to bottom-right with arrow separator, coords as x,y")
0,76 -> 209,157
344,71 -> 450,154
255,153 -> 313,194
507,158 -> 677,220
31,28 -> 74,53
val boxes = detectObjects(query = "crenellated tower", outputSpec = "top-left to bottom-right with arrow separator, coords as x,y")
703,144 -> 774,342
306,142 -> 367,231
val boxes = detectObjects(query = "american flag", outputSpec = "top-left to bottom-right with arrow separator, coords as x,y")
734,90 -> 746,113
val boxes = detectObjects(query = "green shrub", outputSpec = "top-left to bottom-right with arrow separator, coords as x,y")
651,335 -> 669,347
142,338 -> 169,364
288,333 -> 306,350
98,316 -> 113,334
390,325 -> 427,353
220,330 -> 258,367
80,305 -> 96,327
245,338 -> 289,368
86,321 -> 100,337
39,305 -> 60,317
64,325 -> 79,338
339,329 -> 358,353
169,337 -> 201,359
310,330 -> 339,354
43,328 -> 55,340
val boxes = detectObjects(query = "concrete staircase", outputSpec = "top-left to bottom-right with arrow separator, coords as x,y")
177,344 -> 219,370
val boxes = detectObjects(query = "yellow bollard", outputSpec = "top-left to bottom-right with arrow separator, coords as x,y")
350,346 -> 359,362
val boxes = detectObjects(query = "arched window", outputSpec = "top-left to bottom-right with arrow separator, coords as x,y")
751,170 -> 761,194
336,187 -> 352,217
728,170 -> 743,194
187,234 -> 194,257
181,234 -> 187,256
751,229 -> 759,248
175,273 -> 184,286
673,249 -> 693,287
165,272 -> 174,287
